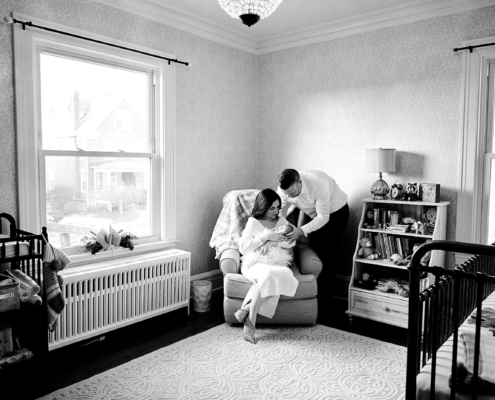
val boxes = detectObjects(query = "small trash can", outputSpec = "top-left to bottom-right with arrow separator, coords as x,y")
191,280 -> 212,312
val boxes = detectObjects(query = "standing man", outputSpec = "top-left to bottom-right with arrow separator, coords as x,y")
277,169 -> 349,322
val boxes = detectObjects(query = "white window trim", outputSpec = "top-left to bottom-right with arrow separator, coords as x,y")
12,12 -> 177,264
456,35 -> 495,264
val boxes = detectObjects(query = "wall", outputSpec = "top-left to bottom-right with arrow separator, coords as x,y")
2,2 -> 495,279
0,0 -> 258,275
257,6 -> 495,276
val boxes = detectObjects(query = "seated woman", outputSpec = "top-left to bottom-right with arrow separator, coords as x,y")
235,188 -> 299,344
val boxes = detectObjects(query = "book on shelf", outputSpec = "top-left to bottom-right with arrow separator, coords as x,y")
385,224 -> 410,233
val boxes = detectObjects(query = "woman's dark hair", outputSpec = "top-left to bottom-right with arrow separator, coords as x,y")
251,188 -> 281,219
278,169 -> 300,190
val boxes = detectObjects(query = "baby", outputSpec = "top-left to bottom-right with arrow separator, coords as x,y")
241,223 -> 296,270
275,224 -> 293,235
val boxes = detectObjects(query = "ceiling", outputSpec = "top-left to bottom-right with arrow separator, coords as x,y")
96,0 -> 495,53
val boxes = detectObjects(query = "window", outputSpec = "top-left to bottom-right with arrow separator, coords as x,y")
456,36 -> 495,261
46,169 -> 55,190
13,13 -> 176,261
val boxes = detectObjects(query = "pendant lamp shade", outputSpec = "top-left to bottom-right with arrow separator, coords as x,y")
218,0 -> 283,27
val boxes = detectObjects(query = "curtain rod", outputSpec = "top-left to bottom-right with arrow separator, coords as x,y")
4,16 -> 189,66
454,42 -> 495,53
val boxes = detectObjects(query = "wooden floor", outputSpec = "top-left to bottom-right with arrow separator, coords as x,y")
5,291 -> 408,399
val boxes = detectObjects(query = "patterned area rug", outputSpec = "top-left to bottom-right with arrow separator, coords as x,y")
39,324 -> 406,400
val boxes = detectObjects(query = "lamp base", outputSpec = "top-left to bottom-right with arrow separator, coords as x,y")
370,178 -> 390,200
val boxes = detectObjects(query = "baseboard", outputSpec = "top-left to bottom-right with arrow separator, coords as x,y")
190,269 -> 223,293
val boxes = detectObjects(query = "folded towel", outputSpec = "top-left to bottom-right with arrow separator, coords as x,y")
449,328 -> 495,394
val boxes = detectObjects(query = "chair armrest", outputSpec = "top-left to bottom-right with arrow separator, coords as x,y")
219,248 -> 240,276
295,243 -> 322,279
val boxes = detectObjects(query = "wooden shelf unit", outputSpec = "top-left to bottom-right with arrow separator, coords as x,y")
345,198 -> 450,328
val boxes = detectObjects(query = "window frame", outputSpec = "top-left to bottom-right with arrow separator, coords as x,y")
12,13 -> 177,265
456,35 -> 495,263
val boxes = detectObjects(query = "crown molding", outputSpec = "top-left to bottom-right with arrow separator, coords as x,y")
92,0 -> 259,54
258,0 -> 495,54
93,0 -> 495,55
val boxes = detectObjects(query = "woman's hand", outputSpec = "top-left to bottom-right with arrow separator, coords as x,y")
261,230 -> 286,244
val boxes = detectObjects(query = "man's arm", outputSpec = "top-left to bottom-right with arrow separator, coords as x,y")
300,185 -> 331,236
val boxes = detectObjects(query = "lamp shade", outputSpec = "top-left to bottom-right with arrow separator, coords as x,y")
366,149 -> 396,173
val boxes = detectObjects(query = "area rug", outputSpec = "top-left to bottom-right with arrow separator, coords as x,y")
39,324 -> 406,400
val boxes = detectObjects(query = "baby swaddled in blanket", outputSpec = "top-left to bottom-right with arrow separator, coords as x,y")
241,223 -> 297,270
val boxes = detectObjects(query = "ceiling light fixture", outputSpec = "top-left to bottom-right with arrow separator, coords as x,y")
217,0 -> 282,27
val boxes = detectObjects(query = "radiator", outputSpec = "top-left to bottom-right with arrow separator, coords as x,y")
48,249 -> 190,350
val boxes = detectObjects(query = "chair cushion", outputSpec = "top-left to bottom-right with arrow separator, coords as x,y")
224,264 -> 317,300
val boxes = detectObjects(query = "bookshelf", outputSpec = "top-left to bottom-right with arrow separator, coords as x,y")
346,198 -> 450,328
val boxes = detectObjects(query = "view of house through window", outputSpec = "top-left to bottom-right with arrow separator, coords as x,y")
40,53 -> 152,248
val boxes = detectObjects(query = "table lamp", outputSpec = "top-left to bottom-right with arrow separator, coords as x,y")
366,148 -> 396,200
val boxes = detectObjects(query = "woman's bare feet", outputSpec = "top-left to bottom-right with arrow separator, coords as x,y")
234,308 -> 249,323
243,317 -> 256,344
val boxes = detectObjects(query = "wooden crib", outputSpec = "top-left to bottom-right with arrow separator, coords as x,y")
406,240 -> 495,399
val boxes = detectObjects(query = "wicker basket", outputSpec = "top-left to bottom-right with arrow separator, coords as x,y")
0,282 -> 20,313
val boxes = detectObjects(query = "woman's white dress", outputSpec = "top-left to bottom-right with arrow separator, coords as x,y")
238,216 -> 299,318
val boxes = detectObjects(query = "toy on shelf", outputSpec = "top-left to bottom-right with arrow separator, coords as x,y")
363,208 -> 376,228
377,279 -> 409,297
357,237 -> 379,260
423,207 -> 436,235
405,183 -> 419,201
354,272 -> 378,290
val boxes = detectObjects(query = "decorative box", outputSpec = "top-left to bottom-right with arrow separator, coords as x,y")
420,183 -> 440,203
0,282 -> 20,313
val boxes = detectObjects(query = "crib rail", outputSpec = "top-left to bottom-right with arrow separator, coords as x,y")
406,240 -> 495,400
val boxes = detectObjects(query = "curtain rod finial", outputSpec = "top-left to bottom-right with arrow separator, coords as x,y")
4,16 -> 14,24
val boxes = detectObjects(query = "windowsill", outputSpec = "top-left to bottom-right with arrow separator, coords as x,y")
64,240 -> 179,268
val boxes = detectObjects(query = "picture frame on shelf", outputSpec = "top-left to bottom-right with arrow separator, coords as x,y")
420,183 -> 440,203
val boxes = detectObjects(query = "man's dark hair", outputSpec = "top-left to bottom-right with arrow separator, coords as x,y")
251,188 -> 282,219
277,169 -> 300,190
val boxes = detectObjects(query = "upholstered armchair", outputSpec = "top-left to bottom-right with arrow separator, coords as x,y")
210,189 -> 322,325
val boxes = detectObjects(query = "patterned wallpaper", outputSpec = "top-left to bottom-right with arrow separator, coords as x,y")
1,1 -> 495,277
0,0 -> 258,275
257,6 -> 495,274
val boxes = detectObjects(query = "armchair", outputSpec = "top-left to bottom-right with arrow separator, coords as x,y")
211,189 -> 322,325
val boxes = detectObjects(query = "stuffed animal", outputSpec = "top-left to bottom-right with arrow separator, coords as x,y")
355,272 -> 378,290
377,279 -> 409,297
389,254 -> 403,263
363,208 -> 376,228
357,237 -> 379,260
394,241 -> 432,266
405,183 -> 419,201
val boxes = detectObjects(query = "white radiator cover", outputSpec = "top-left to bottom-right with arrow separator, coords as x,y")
49,249 -> 191,350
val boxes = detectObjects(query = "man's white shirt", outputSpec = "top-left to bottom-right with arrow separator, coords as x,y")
278,170 -> 348,236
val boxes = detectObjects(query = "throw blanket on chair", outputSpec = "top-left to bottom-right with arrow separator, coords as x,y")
209,189 -> 260,259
